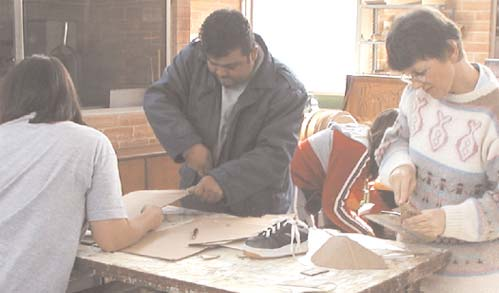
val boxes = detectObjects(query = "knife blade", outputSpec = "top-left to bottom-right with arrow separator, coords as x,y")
365,213 -> 434,243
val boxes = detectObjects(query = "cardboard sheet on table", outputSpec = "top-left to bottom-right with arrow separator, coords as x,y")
188,214 -> 282,245
122,213 -> 283,260
123,190 -> 187,218
122,220 -> 207,261
219,239 -> 246,250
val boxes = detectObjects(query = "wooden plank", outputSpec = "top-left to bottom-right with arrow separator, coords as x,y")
118,159 -> 146,194
116,144 -> 166,161
145,155 -> 180,190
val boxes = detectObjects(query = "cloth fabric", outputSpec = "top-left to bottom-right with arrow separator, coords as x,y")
214,45 -> 264,163
376,63 -> 499,292
143,34 -> 307,216
0,114 -> 126,293
291,123 -> 394,235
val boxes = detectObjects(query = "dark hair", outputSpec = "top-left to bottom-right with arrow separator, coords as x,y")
199,9 -> 255,58
0,55 -> 83,125
367,108 -> 399,179
386,7 -> 463,71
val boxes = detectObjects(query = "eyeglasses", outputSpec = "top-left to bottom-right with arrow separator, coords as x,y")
400,68 -> 429,85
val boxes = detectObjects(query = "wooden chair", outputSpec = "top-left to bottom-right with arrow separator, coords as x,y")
342,74 -> 405,123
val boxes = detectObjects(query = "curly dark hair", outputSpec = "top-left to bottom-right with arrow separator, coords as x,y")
386,7 -> 463,71
0,55 -> 83,125
199,9 -> 255,58
367,108 -> 399,180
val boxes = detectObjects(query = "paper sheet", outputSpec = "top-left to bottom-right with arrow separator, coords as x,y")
123,189 -> 188,218
121,210 -> 283,260
122,220 -> 207,261
188,214 -> 281,245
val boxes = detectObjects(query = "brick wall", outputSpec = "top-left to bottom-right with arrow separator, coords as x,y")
172,0 -> 242,54
83,110 -> 158,151
172,0 -> 191,54
82,0 -> 166,105
454,0 -> 492,62
190,0 -> 241,40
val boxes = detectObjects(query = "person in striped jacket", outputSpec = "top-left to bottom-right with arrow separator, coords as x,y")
291,109 -> 399,235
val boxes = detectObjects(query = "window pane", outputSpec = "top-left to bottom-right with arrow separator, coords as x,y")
23,0 -> 167,108
253,0 -> 358,94
0,0 -> 14,79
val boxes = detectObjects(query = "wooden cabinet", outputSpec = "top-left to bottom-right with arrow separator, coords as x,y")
118,159 -> 146,194
117,145 -> 181,195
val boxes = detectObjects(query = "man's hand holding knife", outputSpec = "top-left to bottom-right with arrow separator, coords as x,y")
183,143 -> 224,203
186,176 -> 224,203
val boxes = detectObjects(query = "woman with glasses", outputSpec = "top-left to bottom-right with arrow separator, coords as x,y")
0,55 -> 164,292
375,7 -> 499,293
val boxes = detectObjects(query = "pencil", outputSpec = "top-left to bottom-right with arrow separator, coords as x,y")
191,228 -> 199,240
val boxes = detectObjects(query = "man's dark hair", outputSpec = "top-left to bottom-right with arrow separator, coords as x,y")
199,9 -> 255,58
0,55 -> 84,125
367,108 -> 399,180
386,7 -> 463,71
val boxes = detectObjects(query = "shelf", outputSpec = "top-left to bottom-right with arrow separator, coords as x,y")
358,2 -> 453,74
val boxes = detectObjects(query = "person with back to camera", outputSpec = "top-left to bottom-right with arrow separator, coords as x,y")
375,7 -> 499,292
143,9 -> 307,216
0,55 -> 164,293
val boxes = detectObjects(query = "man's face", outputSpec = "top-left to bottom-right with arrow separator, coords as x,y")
401,58 -> 455,99
206,47 -> 257,88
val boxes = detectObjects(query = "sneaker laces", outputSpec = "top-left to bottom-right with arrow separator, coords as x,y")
257,186 -> 310,256
288,216 -> 309,257
289,184 -> 309,256
258,217 -> 309,257
259,219 -> 287,238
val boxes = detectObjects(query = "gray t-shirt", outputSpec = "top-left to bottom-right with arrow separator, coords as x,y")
213,46 -> 265,163
0,114 -> 127,293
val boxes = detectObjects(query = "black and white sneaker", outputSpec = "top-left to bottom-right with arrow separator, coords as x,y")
242,218 -> 309,258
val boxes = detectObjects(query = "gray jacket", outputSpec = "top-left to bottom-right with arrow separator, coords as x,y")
143,35 -> 307,216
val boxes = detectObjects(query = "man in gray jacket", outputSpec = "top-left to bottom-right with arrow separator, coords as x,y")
144,9 -> 307,216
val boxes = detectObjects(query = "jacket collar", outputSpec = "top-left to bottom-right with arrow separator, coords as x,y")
247,34 -> 275,89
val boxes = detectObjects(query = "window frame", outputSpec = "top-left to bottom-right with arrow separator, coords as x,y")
10,0 -> 172,110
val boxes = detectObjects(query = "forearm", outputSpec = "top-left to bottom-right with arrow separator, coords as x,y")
144,91 -> 201,162
375,111 -> 413,187
444,145 -> 499,242
210,141 -> 295,205
441,199 -> 480,241
143,46 -> 201,162
90,211 -> 160,252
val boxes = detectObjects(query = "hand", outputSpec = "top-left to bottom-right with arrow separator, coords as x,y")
183,144 -> 213,176
186,175 -> 224,203
389,164 -> 416,205
140,205 -> 164,232
402,208 -> 445,239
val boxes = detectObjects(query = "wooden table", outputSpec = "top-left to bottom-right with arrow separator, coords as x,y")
76,231 -> 450,292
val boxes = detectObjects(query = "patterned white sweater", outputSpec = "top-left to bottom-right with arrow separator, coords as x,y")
376,64 -> 499,292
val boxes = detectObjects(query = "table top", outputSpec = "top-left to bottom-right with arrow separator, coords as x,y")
76,231 -> 450,293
